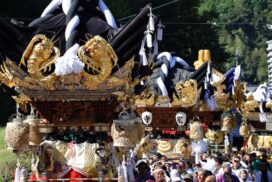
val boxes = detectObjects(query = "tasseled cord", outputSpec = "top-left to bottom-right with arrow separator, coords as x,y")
145,7 -> 155,48
14,158 -> 21,182
126,149 -> 135,181
157,20 -> 165,41
148,7 -> 155,31
145,29 -> 153,48
122,155 -> 128,182
139,38 -> 148,66
153,38 -> 158,56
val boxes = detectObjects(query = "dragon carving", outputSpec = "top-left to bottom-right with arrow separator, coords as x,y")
78,36 -> 135,89
172,79 -> 198,107
78,36 -> 118,89
20,34 -> 60,89
0,35 -> 133,91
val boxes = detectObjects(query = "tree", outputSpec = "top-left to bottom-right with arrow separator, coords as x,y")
198,0 -> 272,84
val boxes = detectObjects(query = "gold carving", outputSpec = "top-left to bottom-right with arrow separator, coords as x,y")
194,49 -> 211,69
221,113 -> 236,132
20,34 -> 60,89
106,59 -> 134,87
189,120 -> 204,140
215,80 -> 246,110
172,79 -> 198,107
78,36 -> 118,89
205,129 -> 224,144
134,81 -> 156,107
0,34 -> 134,94
12,94 -> 31,112
239,120 -> 252,138
247,134 -> 272,151
173,138 -> 192,159
244,100 -> 259,112
0,59 -> 40,89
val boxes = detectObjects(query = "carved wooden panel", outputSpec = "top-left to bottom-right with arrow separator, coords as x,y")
135,107 -> 222,129
32,99 -> 118,126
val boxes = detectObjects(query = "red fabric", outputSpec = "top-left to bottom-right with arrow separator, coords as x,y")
63,169 -> 87,182
202,122 -> 208,132
29,173 -> 38,181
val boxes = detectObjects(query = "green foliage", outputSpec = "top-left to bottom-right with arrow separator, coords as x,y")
198,0 -> 272,84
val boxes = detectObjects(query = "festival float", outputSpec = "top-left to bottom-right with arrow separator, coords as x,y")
1,0 -> 272,181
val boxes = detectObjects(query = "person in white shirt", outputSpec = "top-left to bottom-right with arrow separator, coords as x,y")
231,156 -> 244,177
213,157 -> 224,177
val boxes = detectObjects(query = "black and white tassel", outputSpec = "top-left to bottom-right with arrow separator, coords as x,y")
41,0 -> 63,17
156,52 -> 172,96
98,0 -> 118,29
64,0 -> 80,50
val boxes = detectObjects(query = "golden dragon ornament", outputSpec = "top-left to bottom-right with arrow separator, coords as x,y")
20,34 -> 60,89
78,35 -> 133,89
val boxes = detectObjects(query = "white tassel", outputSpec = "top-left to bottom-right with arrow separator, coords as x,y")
127,151 -> 135,182
148,8 -> 155,31
206,62 -> 211,82
207,62 -> 211,74
122,156 -> 128,182
14,166 -> 21,182
224,134 -> 230,146
139,48 -> 148,66
232,86 -> 235,95
145,31 -> 153,48
157,21 -> 164,41
117,165 -> 124,182
14,158 -> 21,182
260,101 -> 264,113
259,101 -> 267,122
195,152 -> 199,164
234,65 -> 241,81
139,38 -> 148,66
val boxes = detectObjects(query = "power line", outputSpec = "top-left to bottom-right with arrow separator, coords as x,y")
3,17 -> 33,21
3,0 -> 180,22
163,22 -> 269,26
117,0 -> 180,21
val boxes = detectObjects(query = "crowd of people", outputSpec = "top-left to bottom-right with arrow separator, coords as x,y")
134,148 -> 272,182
